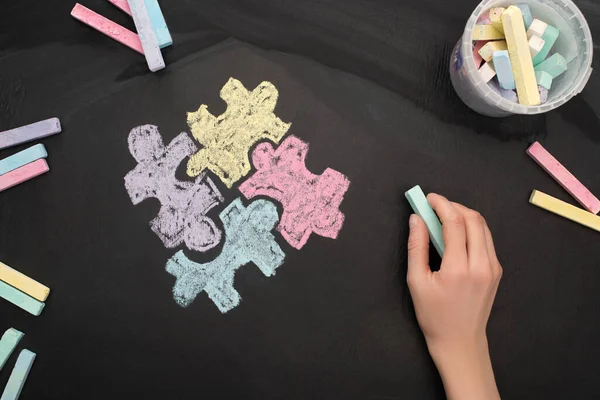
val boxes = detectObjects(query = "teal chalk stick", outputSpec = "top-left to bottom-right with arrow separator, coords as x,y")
535,53 -> 567,79
0,281 -> 44,317
405,185 -> 445,256
145,0 -> 172,48
0,349 -> 36,400
517,4 -> 533,30
0,144 -> 47,176
0,329 -> 24,371
532,25 -> 559,66
535,70 -> 553,90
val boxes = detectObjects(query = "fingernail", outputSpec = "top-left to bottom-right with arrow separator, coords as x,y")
409,214 -> 418,229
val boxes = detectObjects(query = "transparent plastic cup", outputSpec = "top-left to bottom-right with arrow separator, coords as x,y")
450,0 -> 593,117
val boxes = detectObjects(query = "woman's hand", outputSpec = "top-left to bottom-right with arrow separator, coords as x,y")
407,193 -> 502,400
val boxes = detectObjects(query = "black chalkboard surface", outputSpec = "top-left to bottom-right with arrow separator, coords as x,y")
1,1 -> 600,399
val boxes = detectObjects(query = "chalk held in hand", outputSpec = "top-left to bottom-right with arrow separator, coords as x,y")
527,142 -> 600,214
0,329 -> 23,371
493,50 -> 516,90
502,6 -> 540,106
0,349 -> 36,400
405,186 -> 444,257
0,118 -> 61,151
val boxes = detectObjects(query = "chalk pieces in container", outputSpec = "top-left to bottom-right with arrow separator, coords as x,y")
0,159 -> 49,193
472,25 -> 504,41
527,19 -> 548,40
489,79 -> 518,103
405,186 -> 445,257
0,118 -> 60,151
489,8 -> 505,34
535,71 -> 553,90
517,4 -> 533,30
528,35 -> 545,58
0,349 -> 36,400
478,40 -> 507,63
535,53 -> 567,79
493,50 -> 516,90
0,262 -> 50,302
127,0 -> 165,72
502,6 -> 540,106
71,4 -> 143,55
479,62 -> 496,83
538,86 -> 548,103
0,329 -> 23,371
533,25 -> 559,66
527,142 -> 600,214
0,145 -> 47,176
0,281 -> 44,316
530,190 -> 600,233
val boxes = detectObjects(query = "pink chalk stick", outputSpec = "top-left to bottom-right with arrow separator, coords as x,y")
71,3 -> 143,55
473,41 -> 487,68
108,0 -> 132,16
527,142 -> 600,214
0,159 -> 49,193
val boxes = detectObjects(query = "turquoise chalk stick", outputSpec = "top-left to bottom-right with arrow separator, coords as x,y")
0,281 -> 44,316
0,144 -> 47,176
535,70 -> 553,90
405,185 -> 445,256
532,25 -> 559,66
535,53 -> 567,79
145,0 -> 172,48
517,4 -> 533,30
0,349 -> 36,400
0,329 -> 24,371
493,50 -> 516,90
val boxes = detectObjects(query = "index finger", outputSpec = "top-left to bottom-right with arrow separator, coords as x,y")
427,193 -> 468,263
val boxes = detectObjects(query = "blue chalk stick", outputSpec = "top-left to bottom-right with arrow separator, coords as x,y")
0,329 -> 24,371
0,281 -> 44,316
0,144 -> 47,176
533,25 -> 559,66
144,0 -> 172,48
517,4 -> 533,30
0,349 -> 35,400
492,50 -> 516,90
405,185 -> 444,257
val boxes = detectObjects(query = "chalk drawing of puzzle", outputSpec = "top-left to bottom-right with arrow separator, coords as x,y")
124,78 -> 351,314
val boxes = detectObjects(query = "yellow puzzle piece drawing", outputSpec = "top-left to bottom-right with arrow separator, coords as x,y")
186,78 -> 292,188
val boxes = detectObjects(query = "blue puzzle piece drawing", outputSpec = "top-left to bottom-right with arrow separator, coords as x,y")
166,198 -> 286,313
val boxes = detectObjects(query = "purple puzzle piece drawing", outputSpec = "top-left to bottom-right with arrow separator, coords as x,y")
238,135 -> 350,250
166,198 -> 286,313
124,125 -> 224,252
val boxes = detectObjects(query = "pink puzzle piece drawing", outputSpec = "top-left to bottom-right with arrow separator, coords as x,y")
239,135 -> 350,249
124,125 -> 224,252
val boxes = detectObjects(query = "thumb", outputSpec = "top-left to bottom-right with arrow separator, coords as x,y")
407,214 -> 431,285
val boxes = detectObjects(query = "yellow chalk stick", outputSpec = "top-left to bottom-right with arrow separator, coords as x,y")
530,191 -> 600,233
478,40 -> 508,62
472,25 -> 504,41
502,6 -> 540,106
489,7 -> 505,34
0,261 -> 50,302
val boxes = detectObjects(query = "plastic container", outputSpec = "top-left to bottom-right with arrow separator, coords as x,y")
450,0 -> 593,117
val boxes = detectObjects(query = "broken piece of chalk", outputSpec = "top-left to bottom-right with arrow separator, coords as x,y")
493,50 -> 516,90
479,62 -> 496,83
0,349 -> 36,400
0,144 -> 47,176
405,185 -> 444,256
0,280 -> 45,316
478,40 -> 507,63
517,4 -> 533,30
0,261 -> 50,302
530,190 -> 600,233
0,118 -> 60,151
528,35 -> 545,58
472,25 -> 504,41
538,86 -> 548,103
0,159 -> 49,193
532,25 -> 559,66
127,0 -> 165,72
0,329 -> 23,371
534,53 -> 567,79
527,19 -> 548,40
71,4 -> 143,55
473,41 -> 487,67
535,71 -> 553,90
527,142 -> 600,214
489,8 -> 505,34
502,6 -> 540,106
489,79 -> 519,103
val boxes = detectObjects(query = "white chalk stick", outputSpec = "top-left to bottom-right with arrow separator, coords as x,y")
127,0 -> 165,72
0,118 -> 61,151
